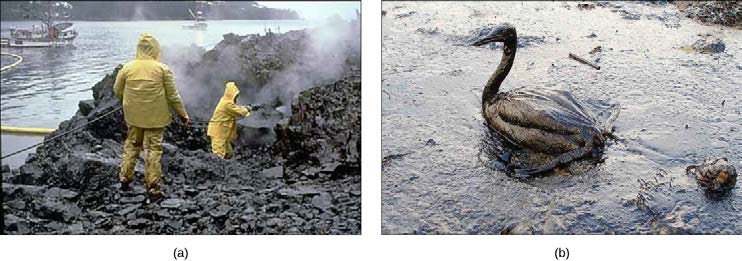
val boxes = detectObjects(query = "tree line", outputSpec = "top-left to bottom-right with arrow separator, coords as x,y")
0,1 -> 301,21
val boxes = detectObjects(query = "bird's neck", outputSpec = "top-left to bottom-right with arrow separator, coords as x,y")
482,38 -> 517,104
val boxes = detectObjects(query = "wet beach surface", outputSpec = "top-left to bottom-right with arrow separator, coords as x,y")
382,2 -> 741,234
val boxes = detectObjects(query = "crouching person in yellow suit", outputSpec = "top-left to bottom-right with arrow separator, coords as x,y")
208,81 -> 251,159
114,33 -> 190,201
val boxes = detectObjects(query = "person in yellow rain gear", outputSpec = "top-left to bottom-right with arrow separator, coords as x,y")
114,33 -> 190,201
207,81 -> 252,159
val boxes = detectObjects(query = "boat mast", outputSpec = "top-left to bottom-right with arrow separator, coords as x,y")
48,2 -> 54,41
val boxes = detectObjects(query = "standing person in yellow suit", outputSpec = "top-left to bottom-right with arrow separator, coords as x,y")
207,81 -> 251,159
114,33 -> 190,201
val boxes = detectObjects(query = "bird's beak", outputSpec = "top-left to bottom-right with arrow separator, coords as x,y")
470,35 -> 504,46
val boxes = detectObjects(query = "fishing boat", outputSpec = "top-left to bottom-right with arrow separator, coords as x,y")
1,1 -> 78,48
1,22 -> 78,48
182,9 -> 208,30
181,22 -> 208,30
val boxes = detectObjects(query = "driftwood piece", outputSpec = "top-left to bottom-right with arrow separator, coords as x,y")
569,53 -> 600,70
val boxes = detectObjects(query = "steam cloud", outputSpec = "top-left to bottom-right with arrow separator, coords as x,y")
255,14 -> 361,113
159,13 -> 360,124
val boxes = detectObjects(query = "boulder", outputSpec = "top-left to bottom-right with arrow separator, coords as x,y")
78,99 -> 96,116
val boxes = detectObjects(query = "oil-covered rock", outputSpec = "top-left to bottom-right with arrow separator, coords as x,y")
687,158 -> 738,194
275,70 -> 361,183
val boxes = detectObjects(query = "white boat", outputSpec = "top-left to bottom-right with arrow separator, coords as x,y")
2,38 -> 74,48
181,22 -> 208,30
1,22 -> 78,48
182,9 -> 208,30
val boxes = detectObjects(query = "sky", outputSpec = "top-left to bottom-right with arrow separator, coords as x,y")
256,1 -> 359,22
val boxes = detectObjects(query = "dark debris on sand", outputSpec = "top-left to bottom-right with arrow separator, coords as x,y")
675,1 -> 742,27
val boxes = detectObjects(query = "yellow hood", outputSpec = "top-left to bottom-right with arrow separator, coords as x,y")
223,82 -> 240,101
136,33 -> 161,61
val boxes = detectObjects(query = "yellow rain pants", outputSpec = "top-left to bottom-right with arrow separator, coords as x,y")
210,138 -> 234,159
207,82 -> 250,159
119,125 -> 165,194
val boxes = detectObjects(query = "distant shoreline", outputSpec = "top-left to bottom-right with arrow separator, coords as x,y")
0,18 -> 303,22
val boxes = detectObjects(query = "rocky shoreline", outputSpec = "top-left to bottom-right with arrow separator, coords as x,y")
2,22 -> 361,235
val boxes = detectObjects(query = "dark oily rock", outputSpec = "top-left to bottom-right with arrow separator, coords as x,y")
4,184 -> 81,223
120,195 -> 146,204
301,167 -> 321,178
3,183 -> 44,200
320,162 -> 342,173
157,209 -> 172,218
44,187 -> 79,200
66,222 -> 85,234
35,198 -> 82,222
196,183 -> 210,191
88,210 -> 110,219
688,35 -> 726,54
184,187 -> 199,196
278,186 -> 321,198
117,204 -> 141,216
261,166 -> 284,179
14,163 -> 46,185
6,199 -> 26,210
311,193 -> 334,212
53,152 -> 119,192
94,217 -> 112,229
266,217 -> 284,228
127,218 -> 148,229
275,72 -> 361,182
396,11 -> 416,19
211,204 -> 232,219
4,214 -> 21,232
160,198 -> 185,209
687,157 -> 738,194
234,126 -> 277,149
78,99 -> 96,116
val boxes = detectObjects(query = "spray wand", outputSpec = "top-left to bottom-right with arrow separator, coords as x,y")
188,104 -> 266,128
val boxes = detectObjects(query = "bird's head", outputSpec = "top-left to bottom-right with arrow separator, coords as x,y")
471,23 -> 516,46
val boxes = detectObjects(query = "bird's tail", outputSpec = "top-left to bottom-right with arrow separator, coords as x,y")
603,104 -> 621,133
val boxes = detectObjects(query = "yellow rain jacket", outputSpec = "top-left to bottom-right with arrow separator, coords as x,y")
207,82 -> 250,140
113,33 -> 189,128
